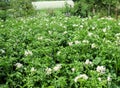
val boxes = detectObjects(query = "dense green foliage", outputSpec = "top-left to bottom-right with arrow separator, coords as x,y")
10,0 -> 35,17
72,0 -> 120,18
0,0 -> 10,21
0,0 -> 35,20
0,11 -> 120,87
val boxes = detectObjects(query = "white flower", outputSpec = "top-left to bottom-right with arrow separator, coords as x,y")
118,23 -> 120,26
91,43 -> 97,48
115,39 -> 120,45
88,16 -> 92,19
46,68 -> 52,75
82,19 -> 85,22
101,17 -> 113,20
71,68 -> 75,72
98,77 -> 102,81
85,59 -> 93,65
15,63 -> 23,68
57,51 -> 61,55
60,23 -> 63,26
107,76 -> 112,82
1,25 -> 4,27
115,33 -> 120,37
103,28 -> 107,32
24,50 -> 33,56
74,74 -> 88,82
63,31 -> 67,34
106,17 -> 114,20
31,67 -> 36,72
53,64 -> 62,72
1,20 -> 4,22
74,40 -> 80,45
92,27 -> 95,30
73,24 -> 78,27
68,42 -> 73,46
80,25 -> 83,28
103,38 -> 111,43
48,31 -> 52,34
82,40 -> 89,44
0,49 -> 5,53
74,76 -> 80,83
63,26 -> 66,29
100,17 -> 104,20
38,36 -> 43,40
88,32 -> 93,37
96,66 -> 106,74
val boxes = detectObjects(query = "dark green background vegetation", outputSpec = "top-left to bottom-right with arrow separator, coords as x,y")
0,0 -> 120,20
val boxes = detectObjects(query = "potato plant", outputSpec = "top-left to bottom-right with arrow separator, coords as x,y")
0,11 -> 120,88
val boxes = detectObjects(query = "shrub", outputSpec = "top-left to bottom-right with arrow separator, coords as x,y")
71,0 -> 120,18
0,0 -> 10,21
9,0 -> 35,17
72,1 -> 90,17
0,0 -> 35,20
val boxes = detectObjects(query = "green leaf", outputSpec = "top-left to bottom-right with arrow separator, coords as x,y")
93,57 -> 101,65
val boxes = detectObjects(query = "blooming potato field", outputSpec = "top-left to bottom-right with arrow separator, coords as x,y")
0,12 -> 120,88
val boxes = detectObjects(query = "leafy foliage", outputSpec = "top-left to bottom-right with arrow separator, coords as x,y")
0,11 -> 120,87
10,0 -> 35,17
72,0 -> 120,18
0,0 -> 35,20
0,0 -> 10,21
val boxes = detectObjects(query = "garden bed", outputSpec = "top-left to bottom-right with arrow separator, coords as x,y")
0,11 -> 120,87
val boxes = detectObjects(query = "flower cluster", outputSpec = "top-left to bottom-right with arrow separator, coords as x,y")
82,40 -> 89,44
91,43 -> 97,48
88,32 -> 93,37
68,42 -> 73,46
98,77 -> 101,81
0,49 -> 5,54
38,36 -> 43,40
53,64 -> 62,72
45,64 -> 62,75
96,66 -> 106,74
107,76 -> 112,82
74,74 -> 88,82
71,68 -> 75,72
85,59 -> 93,65
24,50 -> 33,56
15,63 -> 23,68
74,40 -> 81,45
31,67 -> 36,72
46,68 -> 52,75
